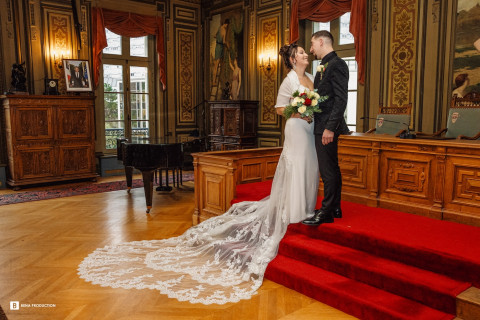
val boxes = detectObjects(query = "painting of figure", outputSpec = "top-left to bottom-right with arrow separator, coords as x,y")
209,11 -> 244,100
452,0 -> 480,96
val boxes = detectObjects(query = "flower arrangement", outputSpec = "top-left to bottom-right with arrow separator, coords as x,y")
316,62 -> 328,80
283,88 -> 328,120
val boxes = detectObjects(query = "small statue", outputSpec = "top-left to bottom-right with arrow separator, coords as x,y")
222,81 -> 231,100
11,62 -> 27,92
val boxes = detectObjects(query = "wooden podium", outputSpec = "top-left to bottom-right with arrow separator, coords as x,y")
208,100 -> 258,151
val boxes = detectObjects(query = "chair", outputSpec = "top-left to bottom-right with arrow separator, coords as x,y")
366,104 -> 412,137
416,93 -> 480,140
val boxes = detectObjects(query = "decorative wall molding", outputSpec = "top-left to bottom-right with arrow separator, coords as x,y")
176,28 -> 196,124
388,0 -> 418,108
6,0 -> 14,38
174,4 -> 198,23
43,6 -> 75,91
432,0 -> 440,24
372,0 -> 378,31
258,15 -> 278,127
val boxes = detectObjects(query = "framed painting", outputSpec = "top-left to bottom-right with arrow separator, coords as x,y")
209,8 -> 244,101
63,59 -> 92,92
452,1 -> 480,97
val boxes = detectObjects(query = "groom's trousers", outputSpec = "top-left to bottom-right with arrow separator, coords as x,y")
315,134 -> 342,213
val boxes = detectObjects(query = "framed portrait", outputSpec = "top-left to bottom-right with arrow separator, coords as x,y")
63,59 -> 92,92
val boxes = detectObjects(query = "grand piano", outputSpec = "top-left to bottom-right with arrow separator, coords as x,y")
117,136 -> 205,213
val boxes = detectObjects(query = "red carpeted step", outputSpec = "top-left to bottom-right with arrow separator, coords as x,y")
288,215 -> 480,287
278,230 -> 470,314
231,180 -> 273,204
265,254 -> 454,320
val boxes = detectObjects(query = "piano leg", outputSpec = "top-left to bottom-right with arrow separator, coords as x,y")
125,166 -> 134,193
156,168 -> 172,192
141,169 -> 155,213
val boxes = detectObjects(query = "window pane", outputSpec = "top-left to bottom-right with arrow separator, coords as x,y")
339,13 -> 354,45
130,36 -> 148,57
130,93 -> 149,139
343,57 -> 358,90
346,91 -> 357,132
105,121 -> 125,150
313,21 -> 330,33
103,64 -> 123,92
130,66 -> 148,93
103,29 -> 122,55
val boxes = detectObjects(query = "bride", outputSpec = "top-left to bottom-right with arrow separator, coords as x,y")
78,43 -> 319,304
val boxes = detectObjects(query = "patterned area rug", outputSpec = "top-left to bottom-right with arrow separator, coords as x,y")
0,173 -> 194,206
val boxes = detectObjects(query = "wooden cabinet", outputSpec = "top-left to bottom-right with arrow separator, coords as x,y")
208,100 -> 258,151
1,95 -> 97,188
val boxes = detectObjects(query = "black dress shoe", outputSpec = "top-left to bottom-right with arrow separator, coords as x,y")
302,209 -> 334,226
333,208 -> 342,218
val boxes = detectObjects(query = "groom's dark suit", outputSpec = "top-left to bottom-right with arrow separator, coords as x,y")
313,51 -> 349,215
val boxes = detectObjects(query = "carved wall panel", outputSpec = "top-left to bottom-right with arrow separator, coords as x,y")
174,4 -> 198,23
43,7 -> 76,92
175,28 -> 196,125
388,0 -> 418,109
258,16 -> 279,127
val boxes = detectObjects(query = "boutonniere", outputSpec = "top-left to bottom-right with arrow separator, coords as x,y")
316,62 -> 329,80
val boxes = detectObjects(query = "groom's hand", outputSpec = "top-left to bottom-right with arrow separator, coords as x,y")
322,129 -> 334,145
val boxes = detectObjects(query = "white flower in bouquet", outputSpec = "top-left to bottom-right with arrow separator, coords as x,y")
298,106 -> 307,114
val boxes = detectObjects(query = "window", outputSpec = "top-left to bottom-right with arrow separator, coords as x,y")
101,29 -> 153,151
312,13 -> 357,131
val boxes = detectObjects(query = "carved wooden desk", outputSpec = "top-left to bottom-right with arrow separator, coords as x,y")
192,147 -> 281,224
338,133 -> 480,227
193,135 -> 480,227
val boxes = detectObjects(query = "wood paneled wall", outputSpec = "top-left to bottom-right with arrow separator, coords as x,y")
0,0 -> 469,163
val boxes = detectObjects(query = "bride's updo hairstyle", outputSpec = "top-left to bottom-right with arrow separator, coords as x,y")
279,43 -> 298,70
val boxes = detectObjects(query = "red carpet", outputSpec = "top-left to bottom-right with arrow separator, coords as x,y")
233,181 -> 480,320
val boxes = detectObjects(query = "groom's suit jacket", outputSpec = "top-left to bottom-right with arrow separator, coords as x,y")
313,51 -> 350,136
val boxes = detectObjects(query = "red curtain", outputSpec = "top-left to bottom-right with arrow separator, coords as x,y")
91,7 -> 166,90
290,0 -> 366,84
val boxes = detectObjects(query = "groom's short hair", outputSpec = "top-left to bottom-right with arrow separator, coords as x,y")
312,30 -> 334,46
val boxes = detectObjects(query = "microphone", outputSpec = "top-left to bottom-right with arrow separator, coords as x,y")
361,116 -> 416,139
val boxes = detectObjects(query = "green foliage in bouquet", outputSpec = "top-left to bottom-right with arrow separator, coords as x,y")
283,89 -> 328,120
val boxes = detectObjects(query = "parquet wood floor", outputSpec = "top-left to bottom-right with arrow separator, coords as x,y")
0,177 -> 356,320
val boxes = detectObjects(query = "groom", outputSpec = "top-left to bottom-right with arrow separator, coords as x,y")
302,30 -> 350,226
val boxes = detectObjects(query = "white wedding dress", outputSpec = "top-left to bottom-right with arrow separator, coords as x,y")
78,70 -> 319,304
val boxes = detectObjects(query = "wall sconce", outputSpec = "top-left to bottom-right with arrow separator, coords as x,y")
259,54 -> 273,72
52,50 -> 69,69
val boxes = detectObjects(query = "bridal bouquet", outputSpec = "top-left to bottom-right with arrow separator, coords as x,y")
283,89 -> 328,120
